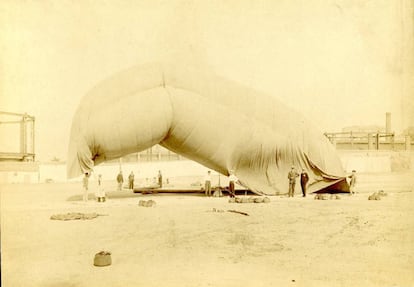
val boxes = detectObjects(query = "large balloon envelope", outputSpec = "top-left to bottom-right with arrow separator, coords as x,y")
67,63 -> 349,195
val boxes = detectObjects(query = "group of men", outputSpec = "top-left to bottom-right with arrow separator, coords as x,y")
203,170 -> 238,197
287,167 -> 309,197
116,170 -> 163,191
203,167 -> 309,198
84,167 -> 356,200
204,166 -> 356,198
288,166 -> 357,197
203,168 -> 308,198
82,172 -> 105,202
116,171 -> 135,191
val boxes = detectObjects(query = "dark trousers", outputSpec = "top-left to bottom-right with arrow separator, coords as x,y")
129,181 -> 134,190
229,181 -> 235,198
288,182 -> 295,197
301,183 -> 307,197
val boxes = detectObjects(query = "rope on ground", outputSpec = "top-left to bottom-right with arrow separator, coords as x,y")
227,209 -> 249,216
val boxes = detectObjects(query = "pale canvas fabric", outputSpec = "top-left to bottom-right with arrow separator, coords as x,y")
67,63 -> 348,195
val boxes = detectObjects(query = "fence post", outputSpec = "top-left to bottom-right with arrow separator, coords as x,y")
20,114 -> 28,155
368,133 -> 372,150
350,131 -> 353,149
331,135 -> 337,148
405,135 -> 411,151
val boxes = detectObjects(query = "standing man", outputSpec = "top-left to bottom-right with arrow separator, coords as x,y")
348,170 -> 357,195
96,174 -> 106,202
300,169 -> 309,197
128,171 -> 135,190
82,172 -> 90,202
116,171 -> 124,191
228,170 -> 238,198
287,166 -> 299,197
158,170 -> 163,188
98,174 -> 102,186
204,170 -> 212,197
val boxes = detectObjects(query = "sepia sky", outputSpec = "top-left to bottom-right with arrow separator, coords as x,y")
1,0 -> 413,161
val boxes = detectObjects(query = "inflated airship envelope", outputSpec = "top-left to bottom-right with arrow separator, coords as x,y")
68,63 -> 349,195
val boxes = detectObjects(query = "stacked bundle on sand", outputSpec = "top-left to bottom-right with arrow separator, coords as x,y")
138,200 -> 156,207
368,190 -> 387,200
314,194 -> 341,200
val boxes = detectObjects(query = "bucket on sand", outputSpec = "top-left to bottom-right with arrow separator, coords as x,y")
94,251 -> 112,267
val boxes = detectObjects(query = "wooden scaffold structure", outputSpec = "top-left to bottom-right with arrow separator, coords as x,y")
0,111 -> 35,161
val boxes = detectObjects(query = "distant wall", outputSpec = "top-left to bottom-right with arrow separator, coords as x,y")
0,162 -> 39,184
337,150 -> 414,173
0,160 -> 212,185
0,171 -> 39,184
1,151 -> 413,184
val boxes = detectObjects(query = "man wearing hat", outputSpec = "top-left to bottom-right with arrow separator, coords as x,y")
128,171 -> 135,190
287,166 -> 299,197
300,169 -> 309,197
116,171 -> 124,191
204,170 -> 212,197
228,170 -> 238,198
348,170 -> 357,195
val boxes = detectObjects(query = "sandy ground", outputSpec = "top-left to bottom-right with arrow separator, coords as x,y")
1,172 -> 414,287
